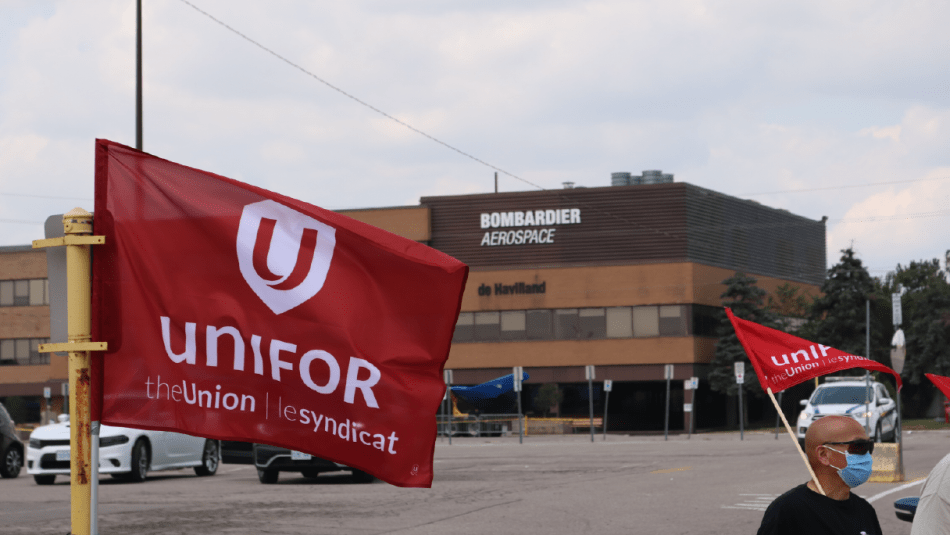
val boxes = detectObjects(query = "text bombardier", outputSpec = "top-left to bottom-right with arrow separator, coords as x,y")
160,316 -> 382,409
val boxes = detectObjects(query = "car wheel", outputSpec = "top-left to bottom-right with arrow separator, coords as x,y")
257,468 -> 279,484
34,474 -> 56,485
351,469 -> 375,484
127,438 -> 149,483
1,446 -> 22,478
194,440 -> 219,476
300,469 -> 320,479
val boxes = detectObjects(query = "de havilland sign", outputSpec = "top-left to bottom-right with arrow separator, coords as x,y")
91,140 -> 468,488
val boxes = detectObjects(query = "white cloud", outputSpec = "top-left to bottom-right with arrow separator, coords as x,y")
0,0 -> 949,277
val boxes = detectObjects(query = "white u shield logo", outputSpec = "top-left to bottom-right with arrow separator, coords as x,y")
236,200 -> 336,315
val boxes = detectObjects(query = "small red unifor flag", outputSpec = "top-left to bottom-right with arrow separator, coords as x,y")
926,373 -> 950,400
726,308 -> 902,393
91,139 -> 468,487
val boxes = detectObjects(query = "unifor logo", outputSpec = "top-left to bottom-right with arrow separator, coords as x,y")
236,200 -> 337,315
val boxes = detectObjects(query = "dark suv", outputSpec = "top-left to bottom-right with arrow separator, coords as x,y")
252,443 -> 374,484
0,402 -> 24,479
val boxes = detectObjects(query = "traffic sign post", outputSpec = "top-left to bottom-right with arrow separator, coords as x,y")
43,387 -> 51,424
890,329 -> 906,481
514,366 -> 523,444
892,293 -> 902,327
683,377 -> 699,439
683,379 -> 693,440
444,370 -> 453,445
664,364 -> 673,441
602,380 -> 612,441
735,362 -> 745,440
585,365 -> 595,443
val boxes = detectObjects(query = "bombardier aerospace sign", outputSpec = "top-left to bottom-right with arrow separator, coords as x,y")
479,208 -> 581,246
91,139 -> 468,487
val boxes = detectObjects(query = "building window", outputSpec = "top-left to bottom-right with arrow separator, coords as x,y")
453,312 -> 474,342
473,312 -> 500,341
526,310 -> 552,340
0,338 -> 50,365
691,305 -> 721,337
605,307 -> 632,338
0,279 -> 48,307
659,305 -> 686,336
453,304 -> 693,344
632,306 -> 659,337
554,309 -> 580,339
578,308 -> 606,339
500,311 -> 526,341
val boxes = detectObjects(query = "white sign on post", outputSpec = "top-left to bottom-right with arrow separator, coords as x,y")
683,379 -> 692,390
604,379 -> 612,392
43,387 -> 51,398
690,377 -> 699,390
585,365 -> 595,381
444,369 -> 453,385
734,362 -> 745,384
684,403 -> 693,413
664,364 -> 674,380
892,293 -> 902,326
513,366 -> 523,392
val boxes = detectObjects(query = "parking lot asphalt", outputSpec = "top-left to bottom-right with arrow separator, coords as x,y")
0,428 -> 946,534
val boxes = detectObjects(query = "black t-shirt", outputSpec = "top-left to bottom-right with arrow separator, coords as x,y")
757,484 -> 883,535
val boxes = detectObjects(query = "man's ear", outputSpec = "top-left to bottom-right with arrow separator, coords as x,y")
814,445 -> 832,467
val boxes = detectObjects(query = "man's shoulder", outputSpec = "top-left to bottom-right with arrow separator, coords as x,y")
770,484 -> 813,506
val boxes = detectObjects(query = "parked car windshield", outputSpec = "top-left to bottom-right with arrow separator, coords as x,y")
812,386 -> 872,405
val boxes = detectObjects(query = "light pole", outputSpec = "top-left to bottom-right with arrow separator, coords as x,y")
891,324 -> 906,481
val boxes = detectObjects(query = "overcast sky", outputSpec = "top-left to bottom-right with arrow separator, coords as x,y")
2,0 -> 948,277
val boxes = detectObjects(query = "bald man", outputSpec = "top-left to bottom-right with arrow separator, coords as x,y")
756,415 -> 883,535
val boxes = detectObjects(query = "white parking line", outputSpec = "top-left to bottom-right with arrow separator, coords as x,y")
722,494 -> 778,512
865,478 -> 927,504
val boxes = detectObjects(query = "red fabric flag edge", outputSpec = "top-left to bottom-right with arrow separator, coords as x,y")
725,307 -> 902,393
926,373 -> 950,401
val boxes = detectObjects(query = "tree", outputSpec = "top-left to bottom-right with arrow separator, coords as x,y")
801,248 -> 885,360
708,272 -> 776,398
532,384 -> 563,417
892,259 -> 950,385
768,283 -> 812,333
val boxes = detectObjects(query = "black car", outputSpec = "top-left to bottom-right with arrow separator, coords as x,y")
252,443 -> 374,484
0,402 -> 24,479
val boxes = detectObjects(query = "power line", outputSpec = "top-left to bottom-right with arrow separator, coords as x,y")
177,0 -> 544,193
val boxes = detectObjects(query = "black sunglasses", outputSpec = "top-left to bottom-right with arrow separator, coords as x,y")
823,439 -> 874,456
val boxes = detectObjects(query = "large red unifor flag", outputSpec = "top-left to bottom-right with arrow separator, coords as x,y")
91,139 -> 468,487
926,373 -> 950,400
726,308 -> 902,393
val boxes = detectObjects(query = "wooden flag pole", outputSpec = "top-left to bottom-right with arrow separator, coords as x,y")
767,387 -> 825,496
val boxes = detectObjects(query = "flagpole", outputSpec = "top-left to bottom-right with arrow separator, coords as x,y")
767,387 -> 825,496
33,209 -> 107,535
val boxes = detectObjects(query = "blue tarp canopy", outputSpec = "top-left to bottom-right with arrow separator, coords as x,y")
450,372 -> 529,404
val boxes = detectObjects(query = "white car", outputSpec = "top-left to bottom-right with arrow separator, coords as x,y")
27,415 -> 219,485
796,378 -> 898,442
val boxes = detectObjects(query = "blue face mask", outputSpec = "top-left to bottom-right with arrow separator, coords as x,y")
826,447 -> 873,488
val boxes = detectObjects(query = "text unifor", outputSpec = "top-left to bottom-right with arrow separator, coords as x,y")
159,316 -> 381,409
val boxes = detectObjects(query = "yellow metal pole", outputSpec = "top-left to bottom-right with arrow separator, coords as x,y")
65,208 -> 93,535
